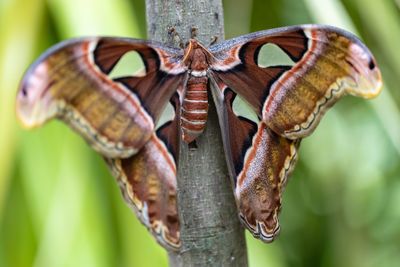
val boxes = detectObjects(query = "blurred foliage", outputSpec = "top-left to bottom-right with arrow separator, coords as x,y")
0,0 -> 399,266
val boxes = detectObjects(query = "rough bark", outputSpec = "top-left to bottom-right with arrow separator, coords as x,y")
146,1 -> 248,266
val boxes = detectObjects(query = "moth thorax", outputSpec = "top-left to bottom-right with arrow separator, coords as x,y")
181,76 -> 209,143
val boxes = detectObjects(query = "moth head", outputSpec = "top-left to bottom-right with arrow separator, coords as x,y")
182,39 -> 197,64
183,39 -> 213,68
16,61 -> 59,128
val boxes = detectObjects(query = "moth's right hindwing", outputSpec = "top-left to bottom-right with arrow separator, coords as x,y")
211,84 -> 299,242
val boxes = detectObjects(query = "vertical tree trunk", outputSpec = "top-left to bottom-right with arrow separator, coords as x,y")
146,1 -> 248,266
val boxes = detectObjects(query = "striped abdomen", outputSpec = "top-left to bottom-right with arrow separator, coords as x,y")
181,76 -> 209,143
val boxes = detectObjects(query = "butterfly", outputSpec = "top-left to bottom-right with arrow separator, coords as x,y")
16,24 -> 382,250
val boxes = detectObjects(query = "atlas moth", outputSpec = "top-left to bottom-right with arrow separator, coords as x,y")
16,24 -> 382,250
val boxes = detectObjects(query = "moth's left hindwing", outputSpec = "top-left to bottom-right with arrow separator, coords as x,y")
210,25 -> 382,242
16,38 -> 185,250
106,93 -> 182,250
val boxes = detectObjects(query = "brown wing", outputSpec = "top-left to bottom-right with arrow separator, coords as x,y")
105,93 -> 182,250
209,25 -> 381,242
210,24 -> 382,139
210,83 -> 299,242
16,38 -> 185,250
16,37 -> 186,158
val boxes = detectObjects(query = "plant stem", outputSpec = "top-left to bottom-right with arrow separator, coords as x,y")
146,0 -> 248,266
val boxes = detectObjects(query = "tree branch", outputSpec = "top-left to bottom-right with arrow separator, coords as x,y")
146,0 -> 248,266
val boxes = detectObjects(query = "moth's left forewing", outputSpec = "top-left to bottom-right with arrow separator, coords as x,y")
210,25 -> 382,139
16,37 -> 187,158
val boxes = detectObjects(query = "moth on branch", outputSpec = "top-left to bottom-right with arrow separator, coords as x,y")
16,24 -> 381,250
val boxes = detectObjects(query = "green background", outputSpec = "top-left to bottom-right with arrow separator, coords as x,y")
1,0 -> 399,266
